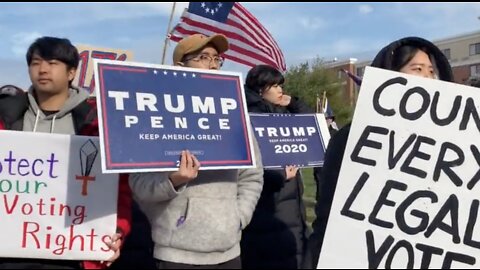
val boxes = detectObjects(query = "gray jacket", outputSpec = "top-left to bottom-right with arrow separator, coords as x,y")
129,138 -> 263,265
23,86 -> 90,133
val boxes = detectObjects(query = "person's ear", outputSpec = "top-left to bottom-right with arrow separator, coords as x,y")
67,68 -> 76,82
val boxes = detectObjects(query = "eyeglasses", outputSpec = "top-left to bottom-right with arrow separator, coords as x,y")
184,53 -> 224,67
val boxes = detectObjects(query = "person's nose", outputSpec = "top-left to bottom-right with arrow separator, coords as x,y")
38,60 -> 50,74
209,60 -> 220,70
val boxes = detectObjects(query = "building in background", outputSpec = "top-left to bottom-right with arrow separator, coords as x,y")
328,30 -> 480,105
435,30 -> 480,84
323,58 -> 358,106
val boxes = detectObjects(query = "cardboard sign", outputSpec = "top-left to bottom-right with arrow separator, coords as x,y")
318,67 -> 480,269
0,131 -> 118,260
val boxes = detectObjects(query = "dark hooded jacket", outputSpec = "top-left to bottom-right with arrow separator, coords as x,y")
240,87 -> 312,269
309,37 -> 454,267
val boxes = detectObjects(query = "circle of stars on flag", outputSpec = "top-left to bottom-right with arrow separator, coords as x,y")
200,2 -> 223,16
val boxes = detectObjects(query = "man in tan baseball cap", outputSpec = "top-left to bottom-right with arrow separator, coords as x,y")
130,31 -> 264,269
173,33 -> 229,70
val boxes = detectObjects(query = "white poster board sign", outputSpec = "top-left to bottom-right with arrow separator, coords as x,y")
0,131 -> 118,260
318,67 -> 480,269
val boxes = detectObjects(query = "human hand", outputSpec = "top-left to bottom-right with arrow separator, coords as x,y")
169,150 -> 200,187
285,165 -> 299,180
278,94 -> 292,107
104,233 -> 122,267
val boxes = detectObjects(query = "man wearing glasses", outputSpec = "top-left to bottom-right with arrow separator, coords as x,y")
173,34 -> 226,69
129,33 -> 263,269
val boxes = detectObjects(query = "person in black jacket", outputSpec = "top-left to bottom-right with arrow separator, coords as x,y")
309,36 -> 455,268
240,64 -> 312,269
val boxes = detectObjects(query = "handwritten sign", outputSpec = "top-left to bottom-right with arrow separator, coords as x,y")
0,131 -> 118,260
318,68 -> 480,269
318,67 -> 480,269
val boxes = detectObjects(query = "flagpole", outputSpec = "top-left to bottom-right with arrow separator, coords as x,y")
322,90 -> 327,113
161,2 -> 177,65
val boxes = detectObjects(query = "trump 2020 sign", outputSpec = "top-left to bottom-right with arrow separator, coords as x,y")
94,60 -> 256,173
249,113 -> 331,168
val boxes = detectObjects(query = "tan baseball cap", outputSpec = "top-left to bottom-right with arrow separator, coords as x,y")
173,34 -> 229,65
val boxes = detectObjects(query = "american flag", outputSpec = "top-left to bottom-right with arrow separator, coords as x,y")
170,2 -> 286,72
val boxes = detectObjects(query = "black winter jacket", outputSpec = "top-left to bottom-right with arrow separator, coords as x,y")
241,87 -> 312,269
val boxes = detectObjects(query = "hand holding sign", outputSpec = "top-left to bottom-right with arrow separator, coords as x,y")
285,165 -> 299,180
169,150 -> 200,188
104,233 -> 123,267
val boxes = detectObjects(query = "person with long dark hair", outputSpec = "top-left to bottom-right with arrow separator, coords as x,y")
241,64 -> 312,269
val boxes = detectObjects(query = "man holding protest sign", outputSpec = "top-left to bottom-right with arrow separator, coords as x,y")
0,36 -> 131,269
310,36 -> 455,267
129,34 -> 263,269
